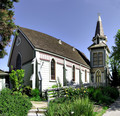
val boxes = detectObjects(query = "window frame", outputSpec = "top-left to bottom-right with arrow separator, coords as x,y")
93,52 -> 104,66
50,58 -> 56,81
72,65 -> 75,82
93,52 -> 98,66
98,52 -> 103,66
85,70 -> 87,82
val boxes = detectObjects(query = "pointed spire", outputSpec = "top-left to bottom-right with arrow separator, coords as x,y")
95,14 -> 104,37
92,14 -> 107,43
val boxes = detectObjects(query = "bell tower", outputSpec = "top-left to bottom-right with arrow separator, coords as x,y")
88,14 -> 110,85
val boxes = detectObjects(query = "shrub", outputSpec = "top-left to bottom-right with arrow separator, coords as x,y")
93,88 -> 103,102
65,87 -> 88,100
45,97 -> 93,116
22,86 -> 32,96
87,86 -> 95,99
30,88 -> 42,101
87,86 -> 119,105
0,88 -> 32,116
52,84 -> 58,88
31,88 -> 40,97
102,86 -> 119,100
9,69 -> 24,92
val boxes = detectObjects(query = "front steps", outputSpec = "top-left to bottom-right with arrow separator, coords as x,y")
27,101 -> 47,116
28,108 -> 46,116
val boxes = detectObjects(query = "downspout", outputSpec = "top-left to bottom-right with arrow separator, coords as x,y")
37,58 -> 42,95
31,57 -> 36,89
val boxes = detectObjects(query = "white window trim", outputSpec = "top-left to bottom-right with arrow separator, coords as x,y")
16,36 -> 21,46
49,58 -> 57,82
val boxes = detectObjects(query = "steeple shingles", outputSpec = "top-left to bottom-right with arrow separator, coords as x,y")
95,15 -> 104,37
92,15 -> 107,43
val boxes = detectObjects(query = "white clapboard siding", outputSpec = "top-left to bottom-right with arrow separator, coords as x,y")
66,66 -> 72,82
41,60 -> 56,91
56,63 -> 63,86
75,69 -> 79,85
0,78 -> 5,91
81,70 -> 85,83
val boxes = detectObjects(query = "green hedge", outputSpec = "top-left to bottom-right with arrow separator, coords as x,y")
0,88 -> 32,116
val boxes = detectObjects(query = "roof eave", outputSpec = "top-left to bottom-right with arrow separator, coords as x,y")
35,48 -> 90,69
7,28 -> 19,67
8,28 -> 35,67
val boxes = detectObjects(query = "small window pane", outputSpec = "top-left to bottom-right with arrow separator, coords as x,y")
51,59 -> 55,80
93,53 -> 98,66
98,52 -> 103,65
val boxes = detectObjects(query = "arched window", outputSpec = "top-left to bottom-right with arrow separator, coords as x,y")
16,53 -> 22,69
96,70 -> 101,83
85,70 -> 87,82
51,59 -> 55,80
72,65 -> 75,81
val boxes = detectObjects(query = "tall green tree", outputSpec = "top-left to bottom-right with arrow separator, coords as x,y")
111,29 -> 120,62
0,0 -> 19,58
110,29 -> 120,86
110,57 -> 120,86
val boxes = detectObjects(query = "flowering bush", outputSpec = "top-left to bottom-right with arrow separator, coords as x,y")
65,87 -> 88,99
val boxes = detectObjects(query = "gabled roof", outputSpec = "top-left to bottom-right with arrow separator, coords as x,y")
19,27 -> 90,67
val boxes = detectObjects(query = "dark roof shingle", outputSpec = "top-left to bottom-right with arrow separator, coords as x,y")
19,27 -> 90,67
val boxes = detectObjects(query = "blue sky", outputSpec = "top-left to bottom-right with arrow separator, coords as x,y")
0,0 -> 120,71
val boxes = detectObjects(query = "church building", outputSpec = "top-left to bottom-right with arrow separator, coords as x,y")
8,15 -> 110,91
88,15 -> 110,86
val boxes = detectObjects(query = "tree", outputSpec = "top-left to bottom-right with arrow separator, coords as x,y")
111,29 -> 120,63
110,29 -> 120,86
9,69 -> 24,92
110,57 -> 120,86
0,0 -> 19,58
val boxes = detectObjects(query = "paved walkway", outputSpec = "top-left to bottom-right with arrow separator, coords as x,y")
31,101 -> 48,109
28,101 -> 48,116
103,97 -> 120,116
